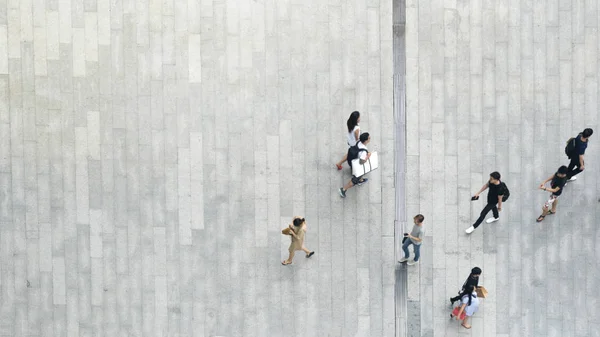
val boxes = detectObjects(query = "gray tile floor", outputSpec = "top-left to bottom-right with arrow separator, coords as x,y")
0,0 -> 397,336
404,0 -> 600,336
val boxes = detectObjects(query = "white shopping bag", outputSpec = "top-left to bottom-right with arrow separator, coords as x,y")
351,151 -> 379,177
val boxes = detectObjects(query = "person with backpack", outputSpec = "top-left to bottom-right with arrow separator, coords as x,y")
465,172 -> 508,234
564,128 -> 593,182
335,111 -> 361,170
536,166 -> 568,222
450,267 -> 482,305
338,132 -> 371,198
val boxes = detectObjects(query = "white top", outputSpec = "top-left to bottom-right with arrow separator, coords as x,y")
347,125 -> 360,146
460,292 -> 479,316
357,142 -> 368,161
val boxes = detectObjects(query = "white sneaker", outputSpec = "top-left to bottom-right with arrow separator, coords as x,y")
398,257 -> 409,263
407,260 -> 419,266
568,176 -> 577,182
486,217 -> 499,223
465,226 -> 475,234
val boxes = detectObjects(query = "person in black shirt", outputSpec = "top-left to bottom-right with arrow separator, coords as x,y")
536,166 -> 568,222
566,128 -> 593,181
450,267 -> 482,305
466,172 -> 505,234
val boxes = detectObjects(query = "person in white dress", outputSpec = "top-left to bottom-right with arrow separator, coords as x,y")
335,111 -> 361,170
451,285 -> 479,329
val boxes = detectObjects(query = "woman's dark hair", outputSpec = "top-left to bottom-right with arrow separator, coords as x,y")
347,111 -> 360,132
359,132 -> 370,143
557,165 -> 568,175
414,214 -> 425,223
490,171 -> 501,180
460,285 -> 475,306
293,218 -> 305,226
471,267 -> 482,275
582,128 -> 594,138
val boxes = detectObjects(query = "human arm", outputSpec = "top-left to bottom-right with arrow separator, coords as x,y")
455,303 -> 467,320
354,128 -> 360,143
474,183 -> 489,197
579,154 -> 585,170
408,234 -> 422,242
358,151 -> 371,165
539,174 -> 555,189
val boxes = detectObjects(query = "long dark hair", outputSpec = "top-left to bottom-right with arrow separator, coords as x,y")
347,111 -> 360,132
293,218 -> 305,226
460,285 -> 475,306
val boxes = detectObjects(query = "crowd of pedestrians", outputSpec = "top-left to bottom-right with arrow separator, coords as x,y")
278,110 -> 594,331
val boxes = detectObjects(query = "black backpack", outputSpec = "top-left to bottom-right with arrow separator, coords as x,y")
565,135 -> 579,158
499,182 -> 510,202
346,142 -> 368,167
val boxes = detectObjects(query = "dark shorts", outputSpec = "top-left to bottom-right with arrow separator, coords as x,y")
351,176 -> 363,185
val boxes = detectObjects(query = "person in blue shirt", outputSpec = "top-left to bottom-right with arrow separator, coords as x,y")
566,128 -> 593,181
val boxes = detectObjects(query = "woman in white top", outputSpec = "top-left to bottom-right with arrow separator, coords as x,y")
452,285 -> 479,329
335,111 -> 361,170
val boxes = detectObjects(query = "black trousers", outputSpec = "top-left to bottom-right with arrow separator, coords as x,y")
473,202 -> 499,229
567,156 -> 583,179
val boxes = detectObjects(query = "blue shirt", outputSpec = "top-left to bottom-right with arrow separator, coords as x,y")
575,135 -> 588,155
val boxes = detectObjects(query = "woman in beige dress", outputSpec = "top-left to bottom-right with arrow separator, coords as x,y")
282,217 -> 315,265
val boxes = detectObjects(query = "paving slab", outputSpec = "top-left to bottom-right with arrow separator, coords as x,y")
0,0 -> 395,336
404,0 -> 600,336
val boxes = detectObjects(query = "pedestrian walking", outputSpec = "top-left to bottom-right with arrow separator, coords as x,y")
451,285 -> 479,329
398,214 -> 424,266
338,132 -> 371,198
281,217 -> 315,265
536,165 -> 568,222
564,128 -> 593,182
335,111 -> 361,170
450,267 -> 482,305
465,172 -> 506,234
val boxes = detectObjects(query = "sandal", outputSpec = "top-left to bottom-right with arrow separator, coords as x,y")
547,210 -> 555,215
306,251 -> 315,258
336,164 -> 343,170
536,215 -> 545,222
282,260 -> 292,265
461,323 -> 471,329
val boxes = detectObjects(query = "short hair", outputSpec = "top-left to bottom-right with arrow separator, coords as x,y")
557,165 -> 568,175
414,214 -> 424,223
471,267 -> 482,275
359,132 -> 370,143
490,171 -> 501,180
583,128 -> 594,138
293,218 -> 305,226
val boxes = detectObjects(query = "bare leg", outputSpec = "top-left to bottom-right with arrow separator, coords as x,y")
301,246 -> 310,254
283,250 -> 295,264
336,153 -> 348,167
551,199 -> 558,213
343,179 -> 354,192
461,316 -> 471,329
541,205 -> 549,216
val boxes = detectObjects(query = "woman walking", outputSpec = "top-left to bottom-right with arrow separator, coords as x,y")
282,217 -> 315,265
451,285 -> 479,329
335,111 -> 361,170
536,165 -> 568,222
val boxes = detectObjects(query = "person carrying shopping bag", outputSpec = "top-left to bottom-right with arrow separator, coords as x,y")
450,285 -> 479,329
